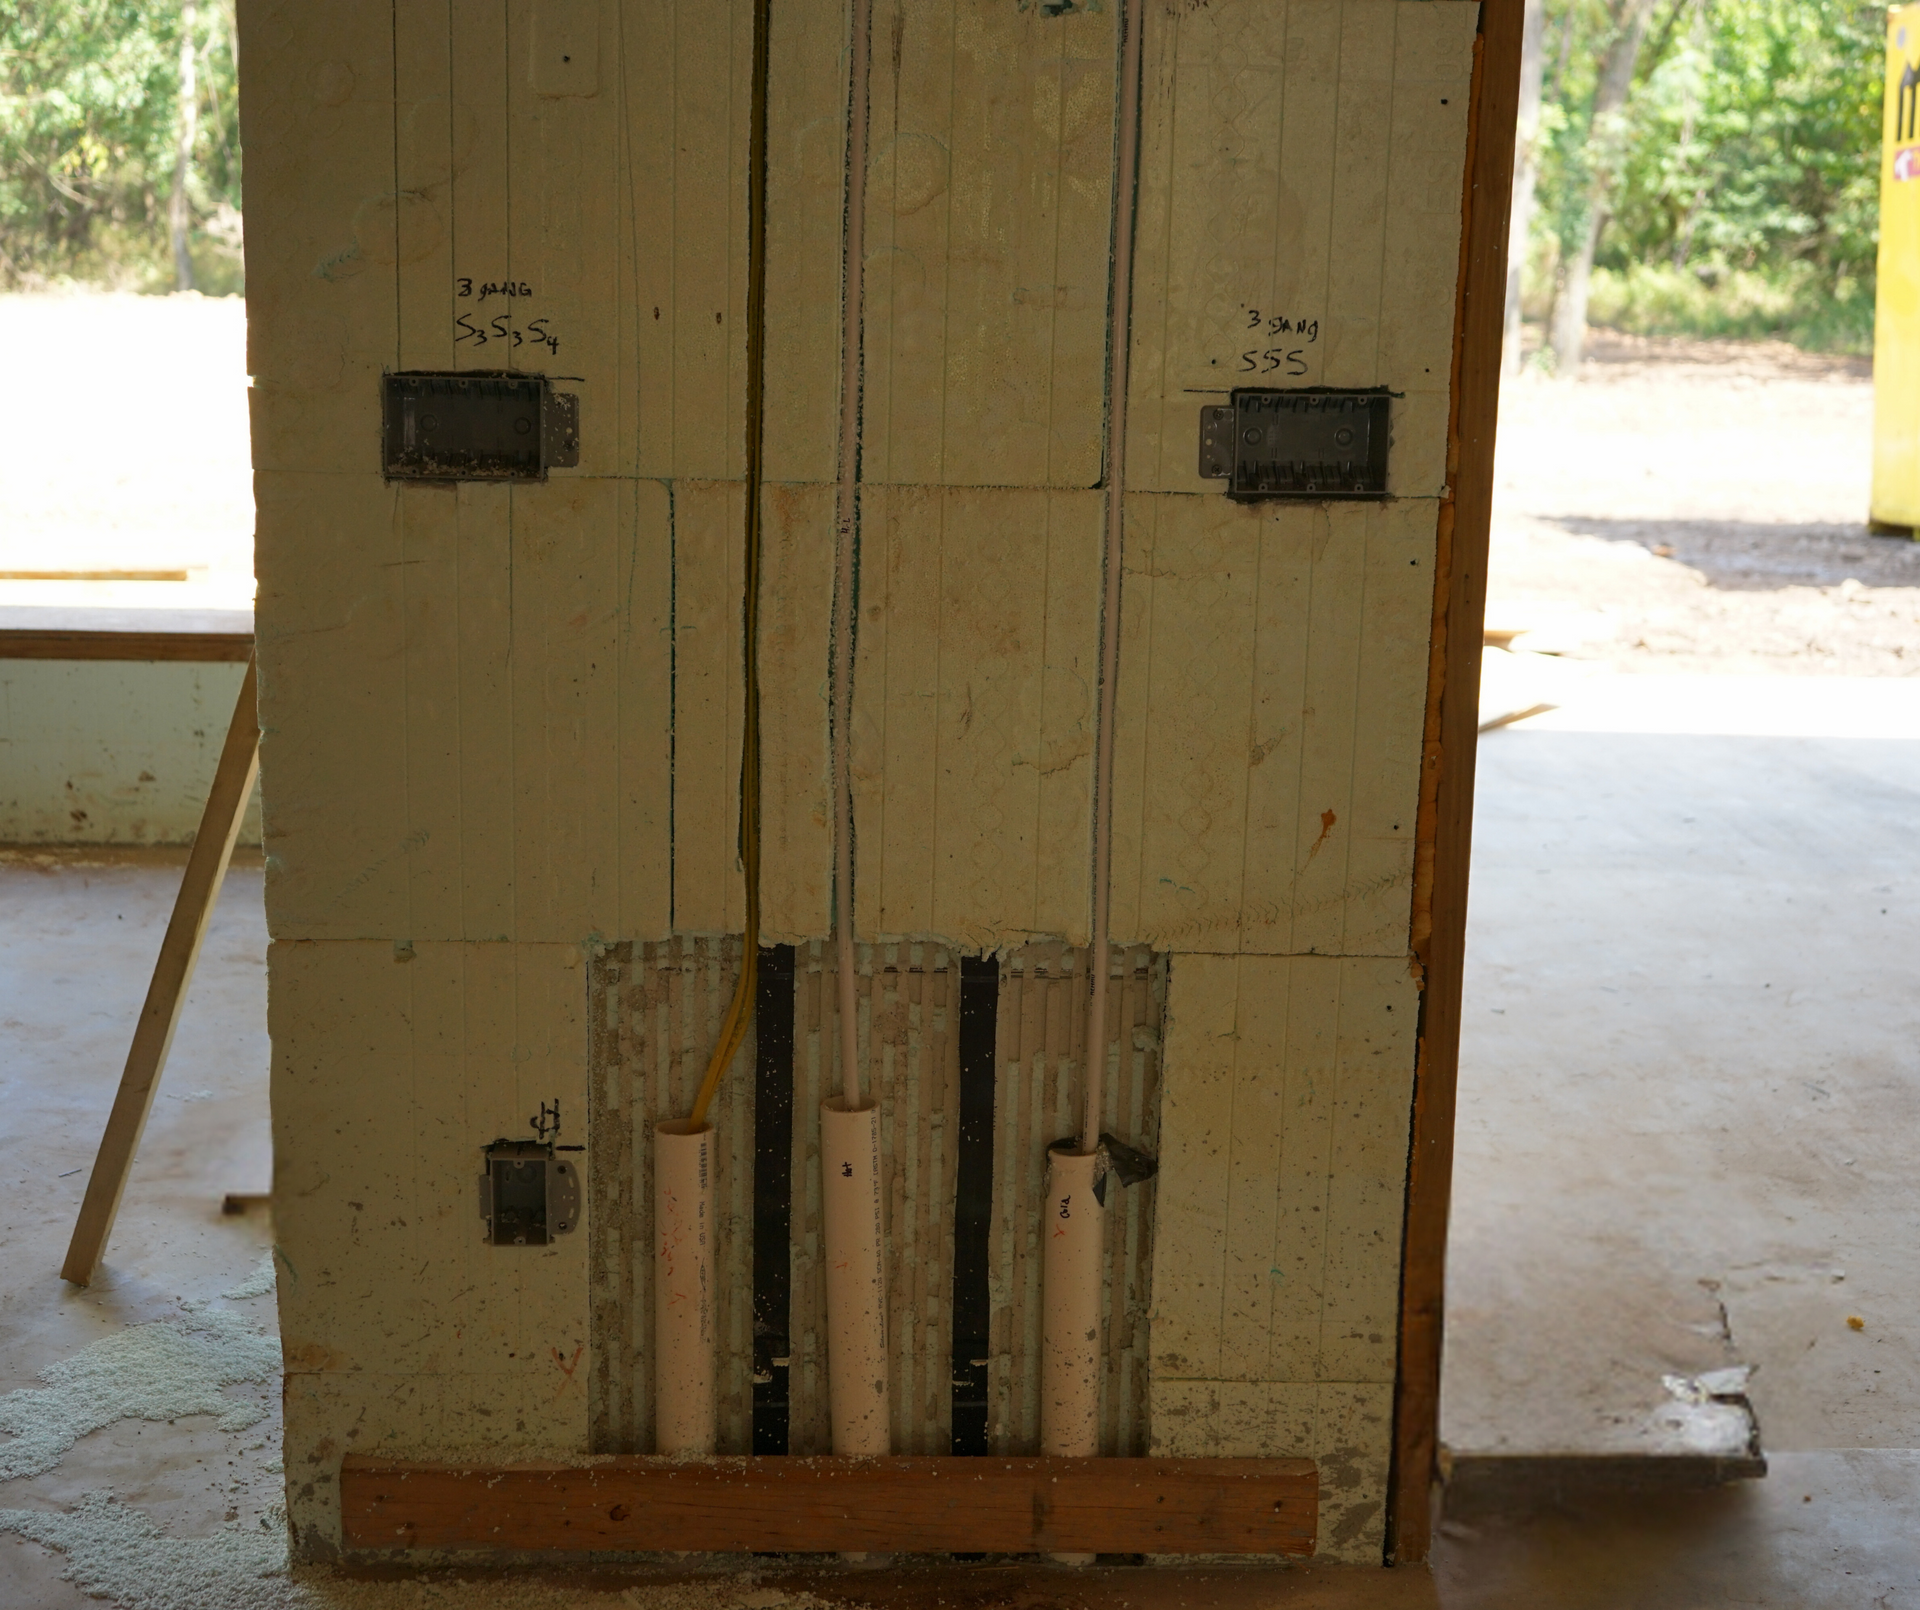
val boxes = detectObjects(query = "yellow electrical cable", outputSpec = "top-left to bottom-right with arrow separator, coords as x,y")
687,0 -> 771,1131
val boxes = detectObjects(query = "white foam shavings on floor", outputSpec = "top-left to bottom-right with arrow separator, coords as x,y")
0,1306 -> 851,1608
0,1490 -> 300,1610
222,1251 -> 279,1301
0,1489 -> 842,1610
0,1305 -> 279,1479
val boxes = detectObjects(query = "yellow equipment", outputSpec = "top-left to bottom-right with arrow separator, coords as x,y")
1872,4 -> 1920,528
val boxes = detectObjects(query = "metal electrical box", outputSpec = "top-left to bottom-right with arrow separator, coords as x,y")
479,1140 -> 580,1246
382,372 -> 580,482
1199,389 -> 1391,501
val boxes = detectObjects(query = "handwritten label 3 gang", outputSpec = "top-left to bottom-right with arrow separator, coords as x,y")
1239,309 -> 1320,377
453,276 -> 560,355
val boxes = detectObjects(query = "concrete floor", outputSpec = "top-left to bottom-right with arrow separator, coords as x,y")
1446,715 -> 1920,1460
1,832 -> 1915,1606
0,850 -> 279,1609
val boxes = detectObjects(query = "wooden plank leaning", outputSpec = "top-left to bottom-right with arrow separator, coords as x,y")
61,653 -> 261,1286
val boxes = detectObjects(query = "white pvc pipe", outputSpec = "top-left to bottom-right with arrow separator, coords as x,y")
821,1097 -> 889,1455
1041,1144 -> 1104,1457
1039,0 -> 1143,1542
654,1120 -> 716,1457
1042,1142 -> 1104,1564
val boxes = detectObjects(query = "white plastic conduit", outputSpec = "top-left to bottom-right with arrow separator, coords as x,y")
655,0 -> 772,1460
1042,0 -> 1145,1479
824,0 -> 889,1459
653,1120 -> 716,1455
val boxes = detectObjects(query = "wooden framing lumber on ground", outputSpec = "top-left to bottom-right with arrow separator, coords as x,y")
340,1455 -> 1319,1557
1391,0 -> 1526,1566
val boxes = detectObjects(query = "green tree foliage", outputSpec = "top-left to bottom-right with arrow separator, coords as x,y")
1532,0 -> 1884,350
0,0 -> 241,290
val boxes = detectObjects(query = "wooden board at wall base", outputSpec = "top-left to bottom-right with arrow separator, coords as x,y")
341,1455 -> 1317,1556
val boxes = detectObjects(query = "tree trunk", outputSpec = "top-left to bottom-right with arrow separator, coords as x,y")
1502,0 -> 1548,376
1548,0 -> 1657,374
170,2 -> 198,294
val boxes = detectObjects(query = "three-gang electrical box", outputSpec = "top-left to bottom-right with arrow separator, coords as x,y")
1199,388 -> 1391,501
382,372 -> 580,482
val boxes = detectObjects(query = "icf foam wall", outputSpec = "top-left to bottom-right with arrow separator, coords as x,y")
242,0 -> 1477,1565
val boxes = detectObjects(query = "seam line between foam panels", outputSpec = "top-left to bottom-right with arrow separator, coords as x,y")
388,0 -> 402,358
1266,950 -> 1296,1383
389,4 -> 413,941
404,937 -> 422,1369
1146,7 -> 1177,492
448,3 -> 466,939
1283,503 -> 1321,959
1267,3 -> 1288,382
608,1 -> 631,939
938,7 -> 959,486
1317,0 -> 1346,381
1031,493 -> 1055,938
928,495 -> 947,936
616,479 -> 638,933
399,491 -> 416,941
667,481 -> 679,929
1216,952 -> 1242,1385
1375,3 -> 1400,391
1120,495 -> 1153,949
1232,502 -> 1269,959
1042,27 -> 1068,488
1335,507 -> 1376,956
444,0 -> 455,369
616,0 -> 631,482
666,1 -> 679,472
503,0 -> 518,943
1312,958 -> 1348,1387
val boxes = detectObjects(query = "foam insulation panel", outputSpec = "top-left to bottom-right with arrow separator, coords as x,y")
1150,952 -> 1418,1557
245,0 -> 1478,1568
860,3 -> 1118,487
1126,0 -> 1474,498
851,487 -> 1101,948
268,938 -> 589,1561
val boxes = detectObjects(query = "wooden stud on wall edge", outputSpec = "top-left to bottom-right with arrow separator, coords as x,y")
1389,0 -> 1528,1567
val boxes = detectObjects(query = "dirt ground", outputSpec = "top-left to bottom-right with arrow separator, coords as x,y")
1489,330 -> 1920,676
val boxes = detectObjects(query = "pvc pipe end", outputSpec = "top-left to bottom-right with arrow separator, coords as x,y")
1041,1144 -> 1104,1459
654,1121 -> 717,1458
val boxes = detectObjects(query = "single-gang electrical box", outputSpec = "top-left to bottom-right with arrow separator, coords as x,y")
479,1140 -> 580,1245
382,371 -> 580,482
1199,388 -> 1391,501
